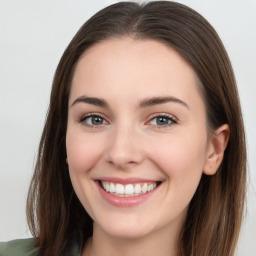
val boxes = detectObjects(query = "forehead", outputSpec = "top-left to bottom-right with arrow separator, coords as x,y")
70,37 -> 203,109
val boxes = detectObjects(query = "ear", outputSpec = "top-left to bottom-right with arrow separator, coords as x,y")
203,124 -> 230,175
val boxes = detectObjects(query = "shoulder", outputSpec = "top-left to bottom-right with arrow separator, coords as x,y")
0,238 -> 38,256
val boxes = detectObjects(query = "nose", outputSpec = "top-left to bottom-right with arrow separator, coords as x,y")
105,125 -> 145,170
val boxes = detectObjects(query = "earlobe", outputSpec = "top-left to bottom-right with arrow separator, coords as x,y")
203,124 -> 230,175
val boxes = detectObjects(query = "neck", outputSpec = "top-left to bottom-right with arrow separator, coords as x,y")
83,222 -> 181,256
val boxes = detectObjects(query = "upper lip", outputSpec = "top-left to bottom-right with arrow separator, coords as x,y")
95,177 -> 160,185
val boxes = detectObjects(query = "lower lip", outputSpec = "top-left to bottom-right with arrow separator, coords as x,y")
97,182 -> 160,208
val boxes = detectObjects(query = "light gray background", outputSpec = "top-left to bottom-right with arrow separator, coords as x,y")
0,0 -> 255,255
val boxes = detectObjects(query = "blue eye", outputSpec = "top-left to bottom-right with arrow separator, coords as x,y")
80,115 -> 107,126
149,115 -> 176,126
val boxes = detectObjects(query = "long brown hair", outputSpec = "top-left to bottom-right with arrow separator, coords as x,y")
27,1 -> 247,255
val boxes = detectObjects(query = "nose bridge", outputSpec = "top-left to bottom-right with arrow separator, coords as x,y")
106,121 -> 144,169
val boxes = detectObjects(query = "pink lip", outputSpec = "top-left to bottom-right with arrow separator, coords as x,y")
96,180 -> 160,208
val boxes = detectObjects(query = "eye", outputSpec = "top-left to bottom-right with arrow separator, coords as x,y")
148,115 -> 177,127
80,114 -> 108,127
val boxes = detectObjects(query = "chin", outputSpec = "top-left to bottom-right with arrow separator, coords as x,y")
95,217 -> 156,239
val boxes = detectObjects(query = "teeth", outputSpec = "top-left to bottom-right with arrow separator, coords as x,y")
106,183 -> 110,192
142,183 -> 148,193
115,184 -> 124,194
125,184 -> 134,195
109,183 -> 115,193
134,184 -> 142,194
101,181 -> 158,196
147,184 -> 153,192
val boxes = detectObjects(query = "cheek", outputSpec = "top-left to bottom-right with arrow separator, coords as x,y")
66,132 -> 104,174
150,130 -> 207,194
66,131 -> 105,217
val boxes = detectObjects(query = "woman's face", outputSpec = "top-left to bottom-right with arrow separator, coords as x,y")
66,37 -> 213,239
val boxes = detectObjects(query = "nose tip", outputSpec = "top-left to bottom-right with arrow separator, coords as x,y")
105,128 -> 144,170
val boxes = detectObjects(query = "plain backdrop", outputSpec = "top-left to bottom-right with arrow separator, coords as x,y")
0,0 -> 255,255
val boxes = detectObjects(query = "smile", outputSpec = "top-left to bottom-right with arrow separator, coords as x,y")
100,181 -> 158,197
97,178 -> 161,207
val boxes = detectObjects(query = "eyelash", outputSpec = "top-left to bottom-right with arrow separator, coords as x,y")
79,113 -> 177,128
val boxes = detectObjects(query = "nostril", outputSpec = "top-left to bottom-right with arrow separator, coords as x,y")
106,155 -> 139,170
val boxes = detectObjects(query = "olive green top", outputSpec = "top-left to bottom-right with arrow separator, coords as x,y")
0,233 -> 82,256
0,238 -> 38,256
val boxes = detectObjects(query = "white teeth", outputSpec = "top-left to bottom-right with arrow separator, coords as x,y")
142,183 -> 148,193
134,184 -> 142,194
115,184 -> 125,194
148,184 -> 154,192
109,182 -> 115,193
101,181 -> 158,196
125,184 -> 134,195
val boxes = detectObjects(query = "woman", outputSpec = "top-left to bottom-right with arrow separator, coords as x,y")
0,1 -> 246,255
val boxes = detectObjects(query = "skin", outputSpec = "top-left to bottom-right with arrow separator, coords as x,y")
66,37 -> 229,256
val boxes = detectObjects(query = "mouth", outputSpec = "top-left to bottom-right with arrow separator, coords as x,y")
99,180 -> 161,197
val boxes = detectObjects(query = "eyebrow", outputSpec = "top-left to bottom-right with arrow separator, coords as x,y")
139,96 -> 189,109
71,96 -> 108,107
71,95 -> 189,109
